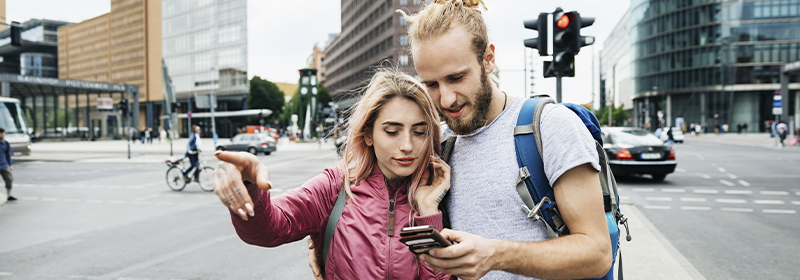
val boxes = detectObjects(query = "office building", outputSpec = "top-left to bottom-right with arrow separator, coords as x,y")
606,0 -> 800,131
162,0 -> 248,137
58,0 -> 163,131
0,19 -> 69,77
325,0 -> 423,108
0,0 -> 6,31
307,45 -> 326,84
600,10 -> 632,114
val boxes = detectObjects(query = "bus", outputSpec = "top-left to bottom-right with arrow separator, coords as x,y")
0,97 -> 32,156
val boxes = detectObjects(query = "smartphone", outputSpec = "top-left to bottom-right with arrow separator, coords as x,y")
399,225 -> 452,254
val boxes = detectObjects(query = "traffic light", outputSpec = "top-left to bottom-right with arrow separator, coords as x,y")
571,13 -> 595,54
118,99 -> 129,117
10,21 -> 22,46
523,13 -> 548,56
551,8 -> 575,77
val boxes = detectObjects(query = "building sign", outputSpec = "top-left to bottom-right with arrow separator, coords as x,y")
784,60 -> 800,73
97,97 -> 114,110
8,75 -> 128,92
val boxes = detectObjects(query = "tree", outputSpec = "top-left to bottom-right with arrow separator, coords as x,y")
247,76 -> 285,124
593,104 -> 630,127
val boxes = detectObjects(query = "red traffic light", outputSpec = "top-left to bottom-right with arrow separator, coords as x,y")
557,14 -> 570,28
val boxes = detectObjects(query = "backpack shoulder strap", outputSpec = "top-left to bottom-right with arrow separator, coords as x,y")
437,135 -> 456,229
322,186 -> 348,271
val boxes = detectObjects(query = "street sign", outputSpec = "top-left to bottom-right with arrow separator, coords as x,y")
187,111 -> 192,118
97,97 -> 113,110
194,93 -> 217,109
773,91 -> 783,115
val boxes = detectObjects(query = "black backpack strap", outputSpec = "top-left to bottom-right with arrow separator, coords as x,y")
437,136 -> 457,229
322,186 -> 348,272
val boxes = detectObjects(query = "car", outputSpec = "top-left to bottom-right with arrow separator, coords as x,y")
602,127 -> 677,181
216,133 -> 276,155
659,127 -> 685,143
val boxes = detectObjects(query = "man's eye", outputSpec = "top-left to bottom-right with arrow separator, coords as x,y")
450,76 -> 463,82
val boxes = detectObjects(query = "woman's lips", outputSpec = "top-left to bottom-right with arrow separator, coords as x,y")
394,157 -> 415,166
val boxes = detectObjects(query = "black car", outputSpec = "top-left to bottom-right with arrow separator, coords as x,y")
601,127 -> 676,181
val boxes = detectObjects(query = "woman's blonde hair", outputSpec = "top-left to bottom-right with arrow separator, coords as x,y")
400,0 -> 489,62
339,69 -> 441,216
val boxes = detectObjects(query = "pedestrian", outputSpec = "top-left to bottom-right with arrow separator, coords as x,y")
695,122 -> 702,136
183,125 -> 202,182
777,122 -> 788,147
743,123 -> 748,135
307,1 -> 613,279
146,128 -> 152,144
213,71 -> 451,280
0,128 -> 15,201
159,128 -> 166,144
737,124 -> 742,134
140,127 -> 146,144
715,123 -> 720,135
666,127 -> 675,148
654,126 -> 663,139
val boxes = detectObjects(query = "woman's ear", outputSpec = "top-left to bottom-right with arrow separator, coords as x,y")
364,129 -> 374,147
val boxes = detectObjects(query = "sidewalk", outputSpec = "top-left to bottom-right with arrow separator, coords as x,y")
686,132 -> 798,149
618,203 -> 706,279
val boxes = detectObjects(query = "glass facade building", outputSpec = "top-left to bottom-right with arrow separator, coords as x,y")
628,0 -> 800,132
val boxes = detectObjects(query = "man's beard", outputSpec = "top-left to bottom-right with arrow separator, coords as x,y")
441,72 -> 493,135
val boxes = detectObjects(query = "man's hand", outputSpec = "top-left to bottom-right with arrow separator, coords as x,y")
213,151 -> 272,221
307,238 -> 325,280
420,229 -> 498,280
7,166 -> 11,171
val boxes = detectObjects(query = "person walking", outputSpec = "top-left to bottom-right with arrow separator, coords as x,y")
0,128 -> 15,201
777,122 -> 789,147
213,71 -> 450,280
654,126 -> 663,139
183,125 -> 202,182
666,127 -> 675,148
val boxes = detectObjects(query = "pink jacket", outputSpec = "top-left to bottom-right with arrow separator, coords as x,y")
230,165 -> 449,280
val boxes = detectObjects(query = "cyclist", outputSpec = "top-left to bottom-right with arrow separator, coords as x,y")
184,125 -> 202,182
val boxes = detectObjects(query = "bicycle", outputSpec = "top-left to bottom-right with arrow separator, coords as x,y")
165,156 -> 215,192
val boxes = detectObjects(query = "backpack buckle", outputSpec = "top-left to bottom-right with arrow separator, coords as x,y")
522,196 -> 551,221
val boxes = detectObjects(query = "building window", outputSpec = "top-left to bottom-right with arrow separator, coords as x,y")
194,30 -> 212,49
400,0 -> 408,5
219,25 -> 242,44
399,55 -> 409,66
219,48 -> 243,66
400,34 -> 408,46
413,0 -> 420,5
400,16 -> 408,26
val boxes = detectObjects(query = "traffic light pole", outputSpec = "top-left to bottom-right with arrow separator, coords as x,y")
126,89 -> 131,160
556,75 -> 563,103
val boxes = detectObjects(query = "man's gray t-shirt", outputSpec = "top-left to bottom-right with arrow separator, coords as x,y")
445,97 -> 600,280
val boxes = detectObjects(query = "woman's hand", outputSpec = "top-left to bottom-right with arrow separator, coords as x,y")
213,151 -> 273,221
415,155 -> 451,216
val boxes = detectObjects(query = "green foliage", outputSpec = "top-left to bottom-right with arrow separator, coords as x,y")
593,104 -> 630,126
247,76 -> 285,124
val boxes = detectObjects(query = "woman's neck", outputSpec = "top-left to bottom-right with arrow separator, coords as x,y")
384,175 -> 407,188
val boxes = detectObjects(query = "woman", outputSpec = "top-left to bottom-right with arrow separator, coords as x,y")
213,70 -> 451,279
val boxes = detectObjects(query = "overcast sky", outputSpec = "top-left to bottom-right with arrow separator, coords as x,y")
8,0 -> 630,105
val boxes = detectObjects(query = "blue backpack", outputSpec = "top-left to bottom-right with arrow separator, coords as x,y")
440,96 -> 631,280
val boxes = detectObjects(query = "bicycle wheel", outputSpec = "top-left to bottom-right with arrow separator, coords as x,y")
166,166 -> 187,191
198,166 -> 216,192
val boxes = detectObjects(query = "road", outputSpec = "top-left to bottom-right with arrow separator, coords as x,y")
0,146 -> 340,280
618,140 -> 800,279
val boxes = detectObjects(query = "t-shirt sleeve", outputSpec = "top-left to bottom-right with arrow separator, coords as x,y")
539,104 -> 600,186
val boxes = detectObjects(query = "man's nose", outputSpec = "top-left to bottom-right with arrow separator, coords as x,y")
439,84 -> 457,109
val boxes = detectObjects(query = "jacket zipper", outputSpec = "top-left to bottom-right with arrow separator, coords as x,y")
387,183 -> 401,279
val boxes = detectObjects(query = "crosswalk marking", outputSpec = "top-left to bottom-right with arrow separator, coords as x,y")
722,208 -> 753,213
87,200 -> 104,203
41,198 -> 58,202
644,205 -> 670,210
619,196 -> 630,200
725,190 -> 752,195
697,173 -> 712,179
108,200 -> 126,204
792,201 -> 800,205
738,180 -> 751,187
719,180 -> 735,187
727,174 -> 737,179
675,168 -> 686,172
20,197 -> 38,200
682,206 -> 711,211
632,188 -> 655,192
763,209 -> 796,214
681,197 -> 707,202
646,197 -> 673,201
694,189 -> 719,194
796,192 -> 800,196
760,191 -> 789,196
63,199 -> 81,202
662,189 -> 686,193
716,199 -> 747,204
717,167 -> 726,173
754,200 -> 785,205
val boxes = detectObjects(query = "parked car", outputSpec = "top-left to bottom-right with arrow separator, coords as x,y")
659,127 -> 685,143
602,127 -> 677,181
216,133 -> 276,155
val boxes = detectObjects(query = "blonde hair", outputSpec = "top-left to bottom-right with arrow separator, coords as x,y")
339,70 -> 441,216
400,0 -> 489,62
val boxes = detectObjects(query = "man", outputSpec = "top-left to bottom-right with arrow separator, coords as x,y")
184,125 -> 202,182
0,128 -> 15,201
307,1 -> 611,279
777,122 -> 788,147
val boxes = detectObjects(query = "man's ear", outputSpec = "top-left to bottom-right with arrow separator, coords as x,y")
483,44 -> 496,74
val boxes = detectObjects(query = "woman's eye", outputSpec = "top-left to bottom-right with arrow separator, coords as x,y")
413,130 -> 427,136
425,82 -> 438,88
385,131 -> 399,135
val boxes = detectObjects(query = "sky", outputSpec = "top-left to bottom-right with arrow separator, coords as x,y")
7,0 -> 630,105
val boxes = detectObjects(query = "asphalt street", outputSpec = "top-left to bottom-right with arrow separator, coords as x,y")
618,140 -> 800,279
0,146 -> 340,280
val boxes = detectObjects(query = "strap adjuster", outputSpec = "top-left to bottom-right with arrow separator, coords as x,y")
518,167 -> 530,181
521,196 -> 551,221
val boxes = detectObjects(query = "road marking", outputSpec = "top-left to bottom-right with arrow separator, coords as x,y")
133,194 -> 160,201
725,190 -> 752,195
760,191 -> 789,196
722,208 -> 754,213
155,202 -> 174,206
682,206 -> 711,211
797,192 -> 800,196
675,168 -> 686,173
131,201 -> 151,205
696,155 -> 705,160
754,200 -> 785,205
41,198 -> 58,202
108,200 -> 126,204
619,196 -> 630,200
180,203 -> 197,206
716,199 -> 747,204
738,180 -> 751,187
63,198 -> 81,202
644,205 -> 671,210
791,201 -> 800,205
719,180 -> 735,187
717,167 -> 727,173
20,197 -> 38,200
763,209 -> 796,214
727,174 -> 737,179
108,186 -> 122,189
646,197 -> 673,201
694,189 -> 719,194
632,188 -> 655,192
681,198 -> 707,202
86,200 -> 104,203
0,272 -> 12,276
697,173 -> 712,179
662,189 -> 686,193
